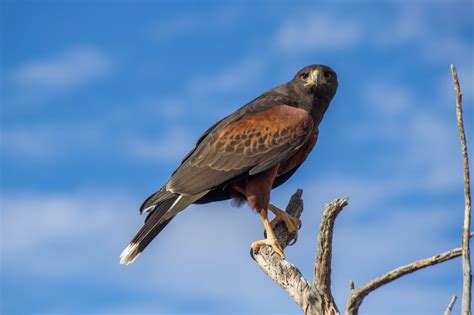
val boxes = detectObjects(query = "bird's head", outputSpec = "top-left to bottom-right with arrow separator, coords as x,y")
291,64 -> 338,103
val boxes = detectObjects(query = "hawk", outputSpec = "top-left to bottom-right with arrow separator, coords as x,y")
120,64 -> 338,264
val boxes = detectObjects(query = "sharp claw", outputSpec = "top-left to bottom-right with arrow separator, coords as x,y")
288,222 -> 301,246
288,234 -> 298,246
251,239 -> 285,259
273,245 -> 285,259
250,247 -> 256,261
269,209 -> 301,234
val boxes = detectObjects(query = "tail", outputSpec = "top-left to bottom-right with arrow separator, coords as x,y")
119,190 -> 208,265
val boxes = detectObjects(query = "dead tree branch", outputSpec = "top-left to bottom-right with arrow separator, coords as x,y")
445,295 -> 458,315
253,190 -> 464,315
346,248 -> 462,315
252,189 -> 316,312
451,64 -> 472,315
313,198 -> 348,308
251,65 -> 471,314
253,191 -> 347,315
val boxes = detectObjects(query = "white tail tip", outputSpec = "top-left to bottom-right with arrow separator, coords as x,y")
119,243 -> 140,265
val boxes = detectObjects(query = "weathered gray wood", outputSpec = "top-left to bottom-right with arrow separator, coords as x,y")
253,190 -> 321,314
253,191 -> 346,315
313,198 -> 348,312
253,190 -> 467,315
445,295 -> 458,315
251,65 -> 471,315
451,64 -> 472,315
345,248 -> 462,315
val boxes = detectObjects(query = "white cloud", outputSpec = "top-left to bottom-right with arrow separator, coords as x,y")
275,178 -> 462,313
358,284 -> 461,314
330,207 -> 461,314
373,5 -> 427,46
2,5 -> 471,313
149,8 -> 240,41
1,98 -> 218,164
302,175 -> 405,214
402,111 -> 465,192
154,98 -> 187,119
1,120 -> 196,163
1,193 -> 128,255
150,15 -> 201,40
125,127 -> 195,162
372,3 -> 473,104
0,191 -> 299,313
351,72 -> 470,194
0,192 -> 137,277
0,177 -> 464,314
365,83 -> 413,116
1,123 -> 106,159
276,14 -> 362,54
189,57 -> 265,96
12,46 -> 111,90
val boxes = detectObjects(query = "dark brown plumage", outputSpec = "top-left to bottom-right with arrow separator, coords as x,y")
120,64 -> 338,264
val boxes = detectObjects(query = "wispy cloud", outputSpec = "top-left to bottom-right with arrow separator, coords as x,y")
1,124 -> 106,160
149,8 -> 240,41
125,127 -> 195,162
276,14 -> 362,54
1,121 -> 198,164
189,57 -> 265,96
373,5 -> 427,46
0,193 -> 134,283
365,83 -> 413,116
12,46 -> 111,90
2,2 -> 471,314
372,3 -> 473,104
0,191 -> 297,313
355,79 -> 465,193
1,188 -> 461,314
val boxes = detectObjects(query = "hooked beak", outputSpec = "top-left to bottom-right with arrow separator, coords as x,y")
310,69 -> 320,86
305,69 -> 320,86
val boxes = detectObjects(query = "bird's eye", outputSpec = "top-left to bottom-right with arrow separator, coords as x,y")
300,73 -> 309,80
323,71 -> 332,79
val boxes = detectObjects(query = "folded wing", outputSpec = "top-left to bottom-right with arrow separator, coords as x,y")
167,105 -> 313,195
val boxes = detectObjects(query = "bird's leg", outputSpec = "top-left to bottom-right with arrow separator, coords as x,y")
251,208 -> 285,258
268,204 -> 301,234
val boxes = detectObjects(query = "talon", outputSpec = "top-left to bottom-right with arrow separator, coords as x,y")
269,205 -> 301,234
251,238 -> 285,259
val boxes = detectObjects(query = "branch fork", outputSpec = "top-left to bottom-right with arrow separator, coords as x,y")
250,64 -> 471,315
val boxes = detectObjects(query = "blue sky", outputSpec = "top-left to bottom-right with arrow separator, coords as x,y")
1,1 -> 473,314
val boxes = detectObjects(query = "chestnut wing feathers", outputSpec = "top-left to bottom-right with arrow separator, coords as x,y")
166,105 -> 313,195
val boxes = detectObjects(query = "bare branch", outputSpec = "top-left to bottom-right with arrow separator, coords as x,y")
270,188 -> 304,248
349,280 -> 355,291
445,295 -> 458,315
254,247 -> 318,313
253,191 -> 344,315
250,65 -> 471,315
346,248 -> 462,315
253,190 -> 323,314
451,64 -> 472,315
313,198 -> 349,302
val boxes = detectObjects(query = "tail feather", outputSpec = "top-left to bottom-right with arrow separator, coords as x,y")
120,190 -> 209,265
139,188 -> 175,214
120,196 -> 178,265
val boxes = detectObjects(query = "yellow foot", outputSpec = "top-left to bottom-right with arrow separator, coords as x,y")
269,205 -> 301,234
251,237 -> 285,258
